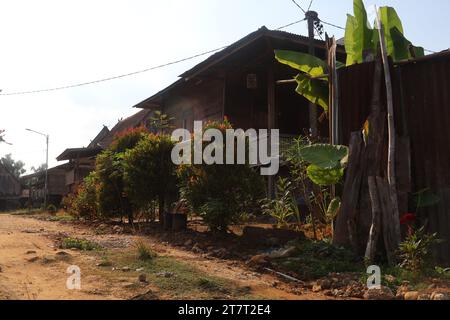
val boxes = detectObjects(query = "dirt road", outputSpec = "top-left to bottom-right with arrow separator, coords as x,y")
0,213 -> 328,300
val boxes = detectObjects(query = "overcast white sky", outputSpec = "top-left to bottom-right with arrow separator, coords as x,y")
1,0 -> 449,173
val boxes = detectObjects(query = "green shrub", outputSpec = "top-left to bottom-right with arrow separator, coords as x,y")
398,227 -> 442,273
178,119 -> 265,232
262,177 -> 299,229
63,172 -> 99,219
96,127 -> 148,223
47,204 -> 58,214
123,133 -> 178,222
135,240 -> 156,261
61,237 -> 98,251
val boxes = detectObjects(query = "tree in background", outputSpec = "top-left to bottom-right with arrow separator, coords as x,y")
31,163 -> 47,173
0,154 -> 26,178
0,129 -> 11,145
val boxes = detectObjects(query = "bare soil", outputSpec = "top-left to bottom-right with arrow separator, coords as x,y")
0,213 -> 331,300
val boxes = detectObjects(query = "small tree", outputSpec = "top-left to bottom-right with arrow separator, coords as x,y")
0,154 -> 26,178
63,172 -> 98,219
123,133 -> 178,223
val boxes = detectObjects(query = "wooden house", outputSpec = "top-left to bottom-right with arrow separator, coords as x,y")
56,126 -> 110,193
133,26 -> 345,141
56,109 -> 154,193
0,162 -> 21,210
20,164 -> 67,207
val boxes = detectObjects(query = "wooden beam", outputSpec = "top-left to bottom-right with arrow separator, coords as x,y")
267,65 -> 276,199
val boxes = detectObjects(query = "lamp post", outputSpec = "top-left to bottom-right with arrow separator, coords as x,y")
26,128 -> 49,208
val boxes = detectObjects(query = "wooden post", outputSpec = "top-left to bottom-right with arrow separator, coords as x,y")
306,11 -> 318,137
377,15 -> 401,254
267,65 -> 276,199
327,36 -> 339,146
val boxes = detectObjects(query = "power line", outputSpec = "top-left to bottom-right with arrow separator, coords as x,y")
0,19 -> 307,97
320,19 -> 346,30
291,0 -> 306,14
307,0 -> 314,11
276,18 -> 307,30
0,47 -> 227,96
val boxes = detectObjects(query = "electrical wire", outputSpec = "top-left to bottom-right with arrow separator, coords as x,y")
275,18 -> 307,30
0,15 -> 439,97
0,47 -> 228,96
0,18 -> 307,97
320,19 -> 346,30
291,0 -> 306,14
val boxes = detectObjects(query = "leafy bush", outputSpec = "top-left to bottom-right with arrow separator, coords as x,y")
96,127 -> 148,223
123,133 -> 178,222
262,177 -> 299,229
398,227 -> 442,273
62,172 -> 99,219
178,119 -> 265,232
286,137 -> 340,229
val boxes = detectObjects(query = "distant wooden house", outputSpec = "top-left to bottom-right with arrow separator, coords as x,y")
56,109 -> 154,193
20,164 -> 68,207
56,126 -> 110,193
133,26 -> 345,141
0,163 -> 21,210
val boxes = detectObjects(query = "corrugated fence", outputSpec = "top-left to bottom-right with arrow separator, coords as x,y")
337,51 -> 450,263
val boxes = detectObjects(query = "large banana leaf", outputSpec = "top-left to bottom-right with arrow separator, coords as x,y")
275,50 -> 328,77
345,14 -> 359,65
345,0 -> 376,65
307,165 -> 344,186
294,74 -> 329,112
299,144 -> 349,169
378,7 -> 424,61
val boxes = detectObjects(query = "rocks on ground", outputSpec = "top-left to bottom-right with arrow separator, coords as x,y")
431,292 -> 449,300
138,274 -> 147,283
363,286 -> 395,300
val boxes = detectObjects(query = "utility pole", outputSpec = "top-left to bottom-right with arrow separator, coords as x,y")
26,128 -> 49,209
44,134 -> 49,209
306,10 -> 319,138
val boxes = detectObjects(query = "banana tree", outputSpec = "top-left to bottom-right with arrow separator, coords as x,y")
275,0 -> 425,111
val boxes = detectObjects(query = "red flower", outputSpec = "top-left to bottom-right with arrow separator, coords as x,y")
400,213 -> 416,225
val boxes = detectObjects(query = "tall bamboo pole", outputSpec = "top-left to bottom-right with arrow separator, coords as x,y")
376,12 -> 401,251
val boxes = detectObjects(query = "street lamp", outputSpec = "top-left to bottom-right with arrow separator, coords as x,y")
26,128 -> 49,208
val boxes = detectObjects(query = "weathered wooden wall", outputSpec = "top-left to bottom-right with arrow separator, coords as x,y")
0,164 -> 21,198
337,53 -> 450,263
163,78 -> 224,132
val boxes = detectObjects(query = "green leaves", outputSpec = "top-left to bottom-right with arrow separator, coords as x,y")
299,144 -> 349,169
275,50 -> 330,112
345,0 -> 378,65
307,165 -> 344,186
294,74 -> 329,112
296,144 -> 349,187
275,50 -> 327,77
345,0 -> 424,65
413,189 -> 440,209
379,7 -> 424,61
327,197 -> 342,219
